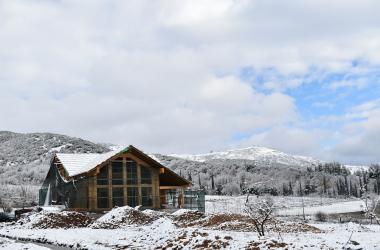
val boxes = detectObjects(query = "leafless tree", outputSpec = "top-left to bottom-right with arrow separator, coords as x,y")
244,196 -> 275,236
365,194 -> 380,225
0,197 -> 12,213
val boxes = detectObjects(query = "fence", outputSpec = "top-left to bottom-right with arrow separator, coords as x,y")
164,189 -> 205,212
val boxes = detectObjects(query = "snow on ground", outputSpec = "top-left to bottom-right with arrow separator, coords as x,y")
206,195 -> 365,215
0,217 -> 253,249
0,197 -> 378,249
0,237 -> 49,250
1,219 -> 380,249
277,200 -> 365,216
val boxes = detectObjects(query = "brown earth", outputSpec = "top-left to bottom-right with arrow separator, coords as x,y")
91,208 -> 154,229
172,211 -> 321,233
18,211 -> 93,229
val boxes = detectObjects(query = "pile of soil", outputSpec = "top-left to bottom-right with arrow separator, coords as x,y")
158,229 -> 232,250
200,214 -> 257,231
245,239 -> 288,250
142,209 -> 168,220
17,211 -> 93,229
171,210 -> 206,227
278,222 -> 321,233
171,210 -> 321,233
91,206 -> 154,229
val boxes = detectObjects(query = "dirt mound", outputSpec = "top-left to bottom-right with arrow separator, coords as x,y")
142,209 -> 168,220
171,209 -> 206,227
158,229 -> 232,250
201,214 -> 257,231
246,239 -> 288,250
91,206 -> 154,229
17,211 -> 93,229
171,210 -> 321,234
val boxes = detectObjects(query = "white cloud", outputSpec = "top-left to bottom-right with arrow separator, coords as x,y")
330,109 -> 380,164
238,126 -> 328,157
0,0 -> 379,161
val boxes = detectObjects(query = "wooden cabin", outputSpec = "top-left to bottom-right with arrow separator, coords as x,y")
38,145 -> 202,212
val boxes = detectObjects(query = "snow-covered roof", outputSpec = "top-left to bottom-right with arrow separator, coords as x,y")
56,150 -> 120,177
53,145 -> 191,186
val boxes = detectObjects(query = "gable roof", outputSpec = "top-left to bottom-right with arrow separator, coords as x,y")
54,145 -> 191,186
55,151 -> 118,177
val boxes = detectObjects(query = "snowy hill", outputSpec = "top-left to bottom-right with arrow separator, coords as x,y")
344,164 -> 369,174
0,131 -> 110,185
171,146 -> 320,168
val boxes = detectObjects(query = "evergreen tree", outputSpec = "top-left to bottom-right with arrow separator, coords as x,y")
210,173 -> 215,190
187,172 -> 192,182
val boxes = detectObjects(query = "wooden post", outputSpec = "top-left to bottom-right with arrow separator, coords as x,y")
108,164 -> 112,208
88,176 -> 96,211
123,158 -> 128,207
137,164 -> 142,206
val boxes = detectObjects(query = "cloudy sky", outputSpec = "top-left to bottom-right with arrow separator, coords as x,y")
0,0 -> 379,164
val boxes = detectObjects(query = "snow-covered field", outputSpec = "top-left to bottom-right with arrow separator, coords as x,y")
206,195 -> 366,215
0,196 -> 378,249
0,237 -> 49,250
1,218 -> 379,249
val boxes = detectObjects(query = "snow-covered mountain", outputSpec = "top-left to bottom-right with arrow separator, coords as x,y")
171,146 -> 320,168
0,131 -> 110,185
344,165 -> 369,174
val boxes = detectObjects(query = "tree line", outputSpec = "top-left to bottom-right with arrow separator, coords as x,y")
177,160 -> 380,198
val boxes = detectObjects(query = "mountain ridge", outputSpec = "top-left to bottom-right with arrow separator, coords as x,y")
0,131 -> 110,185
170,146 -> 321,168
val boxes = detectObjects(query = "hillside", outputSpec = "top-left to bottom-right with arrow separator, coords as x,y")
0,131 -> 372,199
0,131 -> 110,185
171,146 -> 320,167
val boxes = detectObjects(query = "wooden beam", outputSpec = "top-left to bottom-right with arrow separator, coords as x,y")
159,185 -> 189,190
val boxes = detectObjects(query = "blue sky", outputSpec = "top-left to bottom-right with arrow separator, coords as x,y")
0,0 -> 379,164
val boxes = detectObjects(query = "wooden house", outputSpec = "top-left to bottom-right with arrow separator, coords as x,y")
38,145 -> 202,212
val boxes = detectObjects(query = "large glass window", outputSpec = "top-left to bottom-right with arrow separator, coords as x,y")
127,187 -> 138,207
97,166 -> 108,185
142,187 -> 153,206
141,165 -> 152,184
97,188 -> 109,208
112,161 -> 123,185
112,188 -> 124,207
126,160 -> 137,185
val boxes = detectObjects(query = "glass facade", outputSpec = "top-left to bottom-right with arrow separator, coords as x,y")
112,161 -> 123,185
127,187 -> 139,207
126,160 -> 137,185
112,187 -> 124,207
97,188 -> 109,208
96,157 -> 154,209
141,165 -> 152,184
97,166 -> 108,185
141,187 -> 153,206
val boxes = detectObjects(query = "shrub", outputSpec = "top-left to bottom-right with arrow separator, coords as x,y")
315,211 -> 327,222
0,212 -> 13,222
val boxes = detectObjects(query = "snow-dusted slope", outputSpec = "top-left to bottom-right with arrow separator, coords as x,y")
344,165 -> 369,174
171,146 -> 320,167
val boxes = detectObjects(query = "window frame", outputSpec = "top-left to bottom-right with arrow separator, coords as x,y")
97,188 -> 109,209
140,165 -> 152,185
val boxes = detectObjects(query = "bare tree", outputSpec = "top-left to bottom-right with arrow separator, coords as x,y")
365,194 -> 380,225
359,181 -> 380,225
244,196 -> 275,236
0,197 -> 12,213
